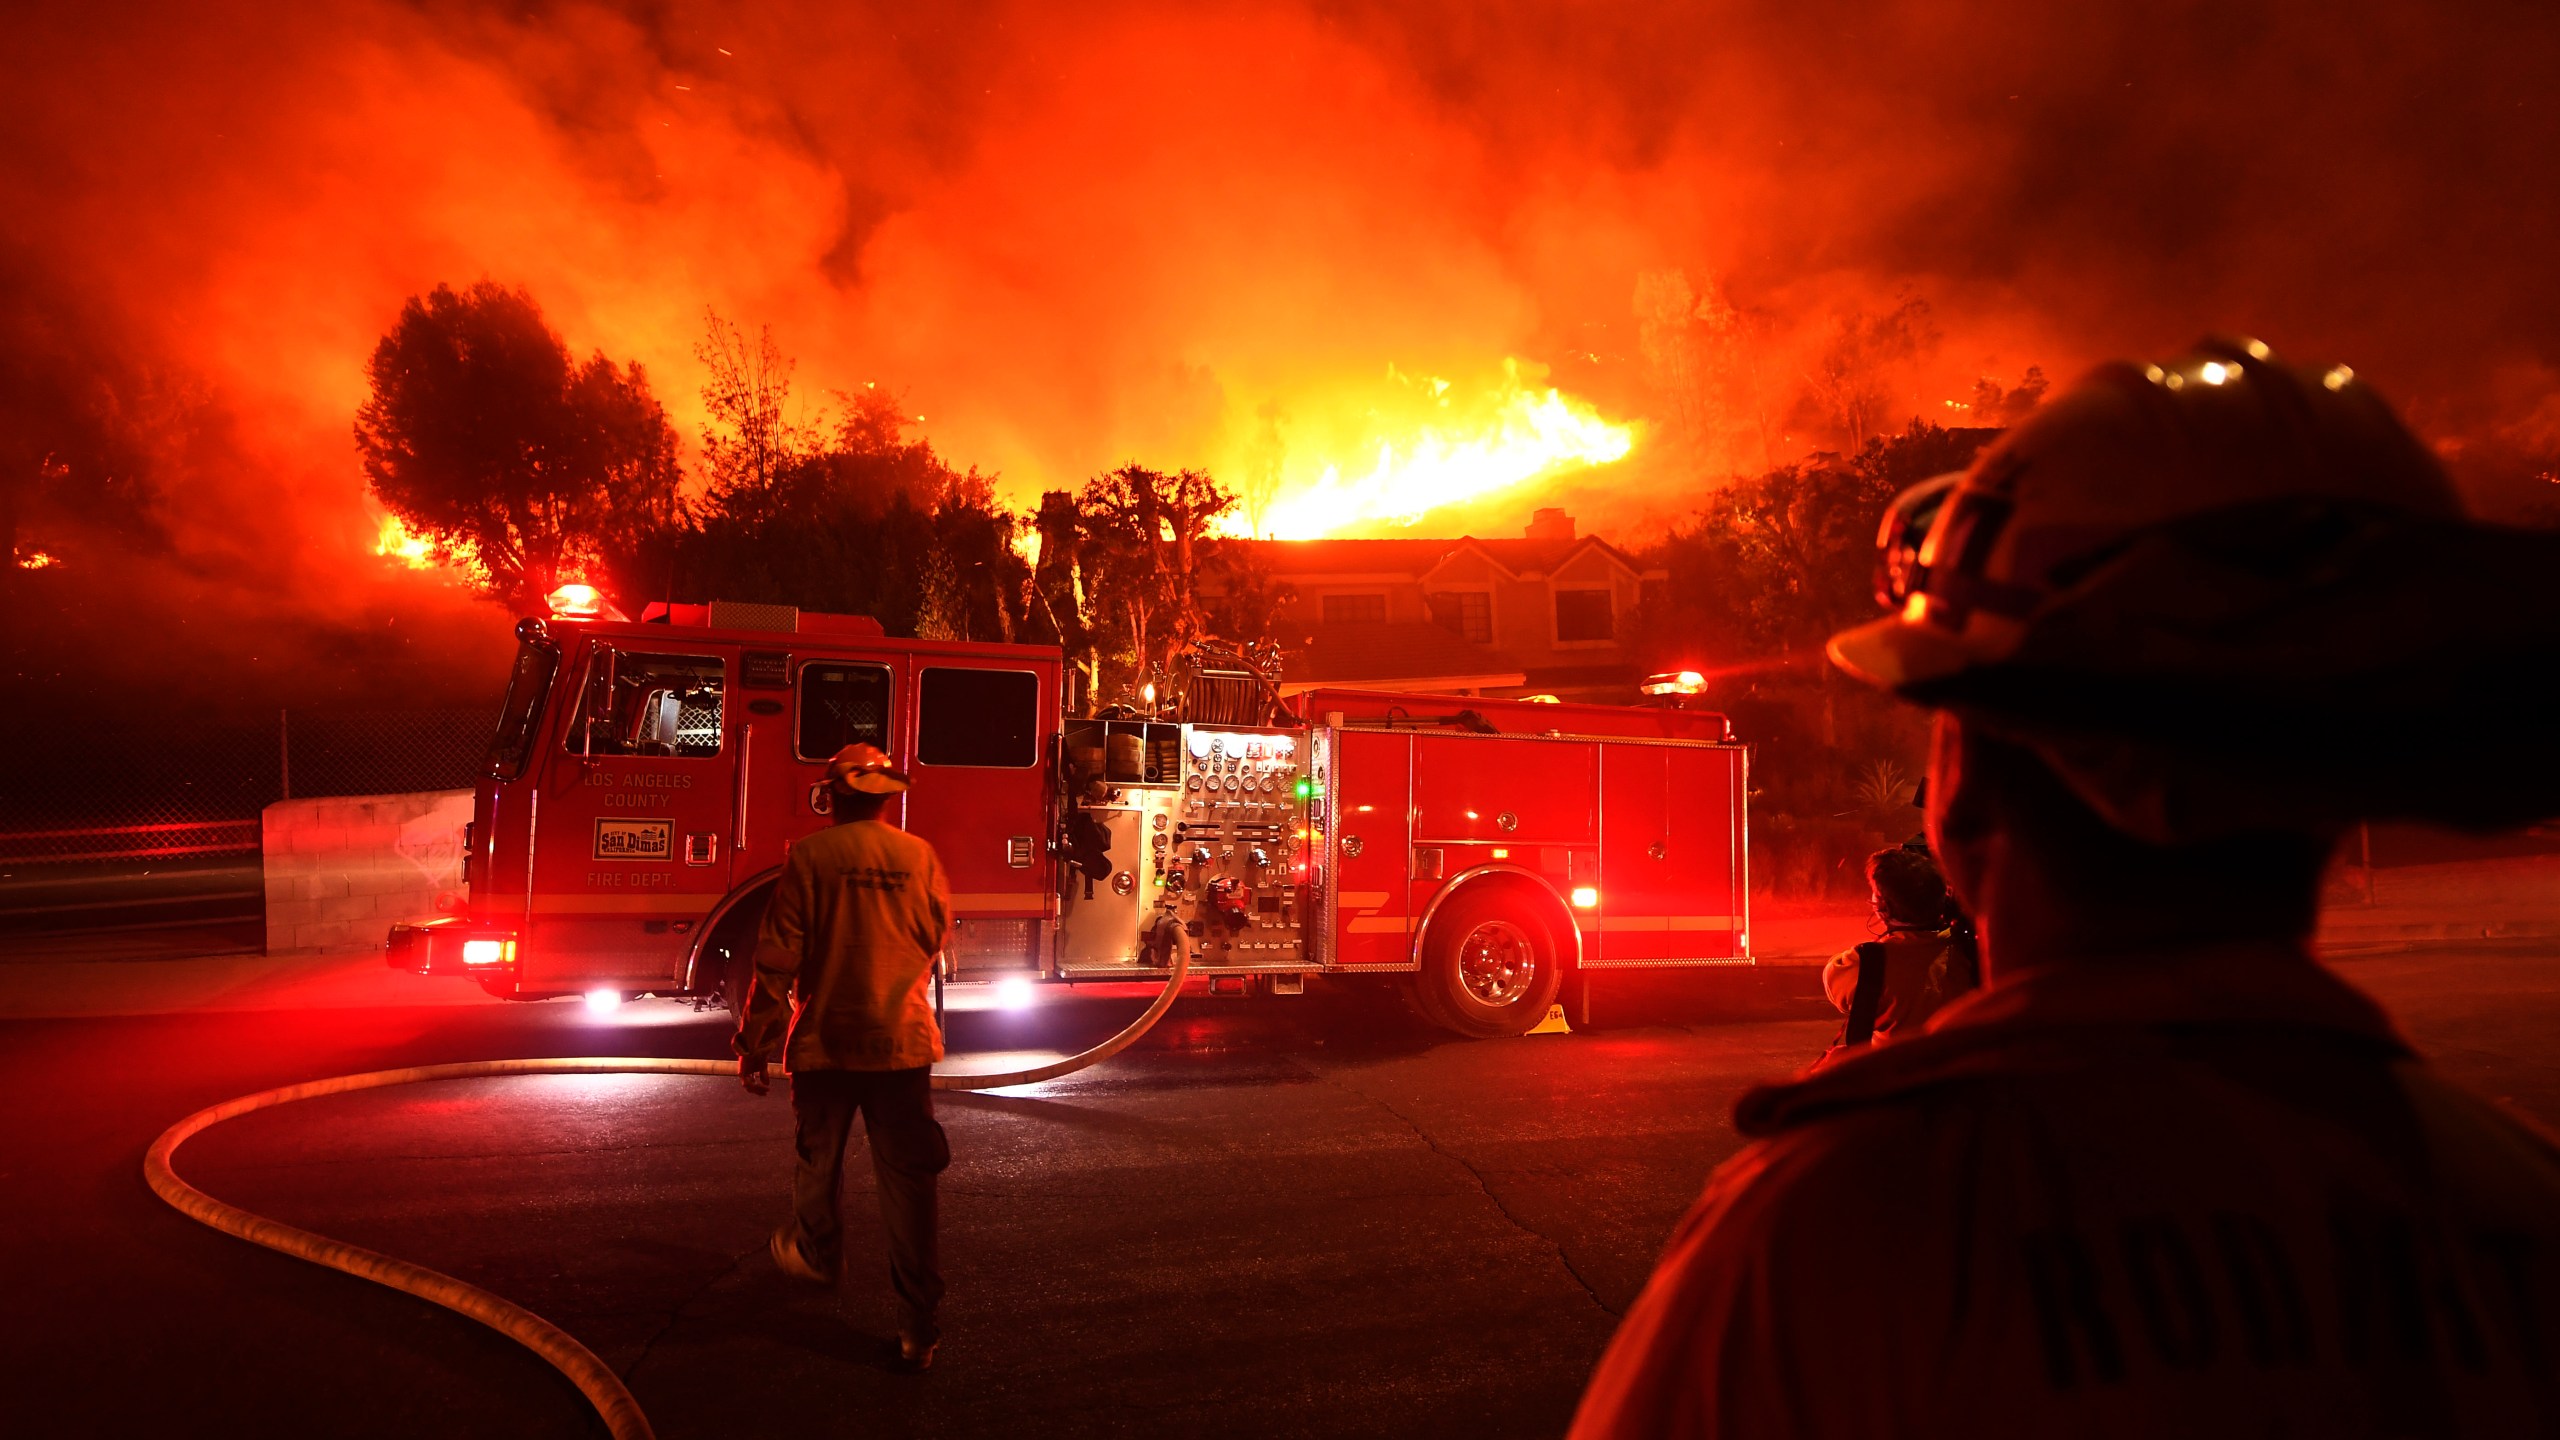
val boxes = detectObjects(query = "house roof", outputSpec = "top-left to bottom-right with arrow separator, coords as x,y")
1277,621 -> 1527,693
1242,534 -> 1651,582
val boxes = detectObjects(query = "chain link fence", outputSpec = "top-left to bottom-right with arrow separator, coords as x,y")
1,708 -> 493,868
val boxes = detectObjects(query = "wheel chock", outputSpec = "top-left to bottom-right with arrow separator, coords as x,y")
1527,1003 -> 1572,1035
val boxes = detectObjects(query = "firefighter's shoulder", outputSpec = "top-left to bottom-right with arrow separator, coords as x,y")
1575,1112 -> 1940,1436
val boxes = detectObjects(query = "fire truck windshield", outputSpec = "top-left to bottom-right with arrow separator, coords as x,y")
483,623 -> 560,780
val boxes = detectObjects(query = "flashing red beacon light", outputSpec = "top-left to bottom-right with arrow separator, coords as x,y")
547,582 -> 606,618
1640,669 -> 1708,697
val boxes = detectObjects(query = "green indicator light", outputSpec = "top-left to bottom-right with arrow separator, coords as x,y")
1294,777 -> 1313,802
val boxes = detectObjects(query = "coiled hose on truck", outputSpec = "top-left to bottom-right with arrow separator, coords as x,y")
142,950 -> 1189,1440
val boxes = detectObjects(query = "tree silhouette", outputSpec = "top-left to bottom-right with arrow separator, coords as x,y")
1803,298 -> 1938,451
1076,465 -> 1236,695
694,309 -> 821,523
651,349 -> 1029,643
353,281 -> 680,607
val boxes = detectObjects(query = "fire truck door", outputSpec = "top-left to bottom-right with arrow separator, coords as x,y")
1664,745 -> 1746,958
1328,729 -> 1412,965
525,645 -> 740,989
900,665 -> 1054,926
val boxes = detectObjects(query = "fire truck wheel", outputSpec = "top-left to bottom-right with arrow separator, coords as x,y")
702,894 -> 770,1021
1415,888 -> 1564,1038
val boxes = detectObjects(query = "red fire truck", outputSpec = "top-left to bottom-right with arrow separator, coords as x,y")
389,591 -> 1751,1037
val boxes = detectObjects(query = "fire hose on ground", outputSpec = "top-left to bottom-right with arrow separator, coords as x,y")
142,948 -> 1189,1440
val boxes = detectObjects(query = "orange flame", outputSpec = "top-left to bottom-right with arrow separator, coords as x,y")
15,549 -> 59,570
1239,360 -> 1635,539
372,514 -> 438,571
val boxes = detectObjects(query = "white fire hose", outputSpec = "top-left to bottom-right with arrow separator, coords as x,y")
143,948 -> 1188,1440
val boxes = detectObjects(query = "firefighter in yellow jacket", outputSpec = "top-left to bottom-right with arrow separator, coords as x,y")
736,742 -> 953,1372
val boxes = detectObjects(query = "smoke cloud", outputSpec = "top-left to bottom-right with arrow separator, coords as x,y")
5,0 -> 2556,702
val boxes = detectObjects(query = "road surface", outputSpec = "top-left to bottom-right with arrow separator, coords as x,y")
5,947 -> 2556,1438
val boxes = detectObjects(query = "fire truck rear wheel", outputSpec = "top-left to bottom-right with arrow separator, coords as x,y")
1414,889 -> 1563,1038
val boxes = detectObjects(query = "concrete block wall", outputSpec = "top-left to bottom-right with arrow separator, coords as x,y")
264,789 -> 472,954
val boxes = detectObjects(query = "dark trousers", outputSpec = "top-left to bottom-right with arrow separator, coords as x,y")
788,1066 -> 950,1340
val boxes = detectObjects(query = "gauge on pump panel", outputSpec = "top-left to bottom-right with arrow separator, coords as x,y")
1187,729 -> 1214,762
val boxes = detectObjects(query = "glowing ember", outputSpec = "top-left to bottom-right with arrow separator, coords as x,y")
1247,360 -> 1635,539
14,550 -> 57,570
373,514 -> 437,571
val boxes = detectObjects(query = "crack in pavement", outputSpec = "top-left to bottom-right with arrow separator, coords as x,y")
623,1235 -> 767,1381
1285,1057 -> 1622,1319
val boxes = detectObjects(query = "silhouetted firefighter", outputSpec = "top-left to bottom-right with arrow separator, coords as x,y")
1574,338 -> 2560,1438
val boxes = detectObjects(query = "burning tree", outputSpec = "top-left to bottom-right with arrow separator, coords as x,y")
354,282 -> 680,607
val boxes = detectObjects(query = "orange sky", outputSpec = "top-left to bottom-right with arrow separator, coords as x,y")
7,0 -> 2558,620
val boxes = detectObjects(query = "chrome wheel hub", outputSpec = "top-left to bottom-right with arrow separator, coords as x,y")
1456,919 -> 1537,1007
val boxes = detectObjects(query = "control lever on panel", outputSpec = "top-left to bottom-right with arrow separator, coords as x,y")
1204,876 -> 1250,929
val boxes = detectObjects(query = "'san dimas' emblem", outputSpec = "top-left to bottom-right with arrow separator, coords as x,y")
593,818 -> 674,861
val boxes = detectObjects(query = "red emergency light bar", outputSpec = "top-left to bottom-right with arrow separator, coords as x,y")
547,582 -> 607,617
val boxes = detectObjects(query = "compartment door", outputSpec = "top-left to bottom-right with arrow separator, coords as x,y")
1328,729 -> 1412,966
1662,746 -> 1746,959
1595,745 -> 1671,964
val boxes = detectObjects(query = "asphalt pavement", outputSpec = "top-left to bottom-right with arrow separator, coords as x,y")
8,947 -> 2560,1439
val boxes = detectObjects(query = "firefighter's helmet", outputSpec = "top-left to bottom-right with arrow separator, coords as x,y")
1830,336 -> 2560,840
826,743 -> 911,796
1830,336 -> 2460,692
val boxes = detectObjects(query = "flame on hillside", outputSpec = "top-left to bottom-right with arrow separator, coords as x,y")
374,513 -> 437,570
1246,361 -> 1634,540
16,549 -> 58,570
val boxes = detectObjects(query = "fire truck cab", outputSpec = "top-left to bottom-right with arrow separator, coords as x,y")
391,598 -> 1750,1037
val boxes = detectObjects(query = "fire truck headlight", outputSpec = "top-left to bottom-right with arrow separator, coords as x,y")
994,976 -> 1037,1010
461,938 -> 512,967
1570,886 -> 1600,909
583,988 -> 624,1015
